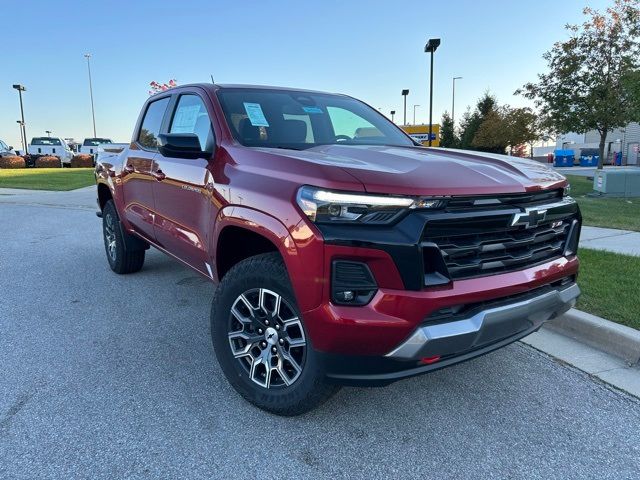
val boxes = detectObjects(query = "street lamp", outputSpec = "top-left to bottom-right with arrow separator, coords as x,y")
84,53 -> 97,137
16,121 -> 25,155
452,76 -> 462,126
401,89 -> 409,125
45,130 -> 52,137
12,84 -> 27,154
390,110 -> 396,123
413,104 -> 420,125
424,38 -> 441,146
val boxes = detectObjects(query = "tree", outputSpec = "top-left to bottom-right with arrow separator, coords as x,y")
459,92 -> 498,149
472,108 -> 510,153
505,107 -> 542,157
439,111 -> 458,148
518,0 -> 640,169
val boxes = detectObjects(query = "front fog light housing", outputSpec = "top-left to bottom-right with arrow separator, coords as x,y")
296,186 -> 443,224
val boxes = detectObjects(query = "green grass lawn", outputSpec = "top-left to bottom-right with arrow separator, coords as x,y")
0,168 -> 95,191
576,248 -> 640,330
566,175 -> 640,231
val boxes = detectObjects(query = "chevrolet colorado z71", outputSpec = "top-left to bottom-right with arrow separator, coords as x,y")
95,84 -> 581,415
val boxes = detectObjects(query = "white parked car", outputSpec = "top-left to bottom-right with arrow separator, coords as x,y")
80,137 -> 113,156
0,139 -> 17,157
28,137 -> 74,166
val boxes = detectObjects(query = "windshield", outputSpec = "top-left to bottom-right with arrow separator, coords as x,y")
217,88 -> 415,150
83,138 -> 112,146
31,137 -> 62,146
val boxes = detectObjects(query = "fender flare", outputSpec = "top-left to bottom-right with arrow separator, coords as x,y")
211,206 -> 323,312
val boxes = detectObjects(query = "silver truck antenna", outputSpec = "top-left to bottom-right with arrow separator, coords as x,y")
210,75 -> 215,84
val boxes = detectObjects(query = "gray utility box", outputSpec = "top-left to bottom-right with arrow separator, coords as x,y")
593,169 -> 640,197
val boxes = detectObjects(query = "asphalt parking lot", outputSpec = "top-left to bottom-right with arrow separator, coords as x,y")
1,188 -> 639,479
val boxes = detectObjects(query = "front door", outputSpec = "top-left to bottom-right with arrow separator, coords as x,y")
121,96 -> 171,241
151,93 -> 216,276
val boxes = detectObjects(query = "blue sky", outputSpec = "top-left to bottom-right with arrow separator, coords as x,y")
1,0 -> 611,149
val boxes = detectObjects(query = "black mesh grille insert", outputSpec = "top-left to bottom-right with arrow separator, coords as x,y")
423,218 -> 573,280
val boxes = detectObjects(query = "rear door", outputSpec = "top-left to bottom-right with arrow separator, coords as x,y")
121,96 -> 170,241
151,91 -> 216,276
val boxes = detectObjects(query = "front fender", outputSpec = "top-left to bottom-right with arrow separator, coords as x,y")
212,206 -> 324,313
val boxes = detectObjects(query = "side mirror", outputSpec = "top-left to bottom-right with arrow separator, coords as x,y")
158,133 -> 210,159
8,146 -> 13,150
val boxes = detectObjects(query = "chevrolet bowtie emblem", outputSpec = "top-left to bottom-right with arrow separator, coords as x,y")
511,207 -> 547,229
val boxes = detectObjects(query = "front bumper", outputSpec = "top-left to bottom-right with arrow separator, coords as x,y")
320,282 -> 580,386
385,282 -> 579,360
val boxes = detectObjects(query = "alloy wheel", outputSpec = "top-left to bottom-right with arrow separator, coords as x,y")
228,288 -> 306,388
104,213 -> 117,261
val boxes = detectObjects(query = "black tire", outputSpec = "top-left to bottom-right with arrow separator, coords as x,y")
102,200 -> 145,274
211,252 -> 339,416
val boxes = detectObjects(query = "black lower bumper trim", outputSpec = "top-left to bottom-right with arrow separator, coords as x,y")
321,323 -> 542,387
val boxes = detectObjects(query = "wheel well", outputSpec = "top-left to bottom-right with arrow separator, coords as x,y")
216,226 -> 280,280
97,183 -> 112,210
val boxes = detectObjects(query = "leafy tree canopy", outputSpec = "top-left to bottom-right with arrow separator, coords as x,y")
517,0 -> 640,168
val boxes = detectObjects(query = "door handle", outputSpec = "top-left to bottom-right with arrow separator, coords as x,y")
122,164 -> 134,174
152,169 -> 166,181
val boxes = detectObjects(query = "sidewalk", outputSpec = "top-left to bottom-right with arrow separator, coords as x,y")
580,225 -> 640,256
522,327 -> 640,398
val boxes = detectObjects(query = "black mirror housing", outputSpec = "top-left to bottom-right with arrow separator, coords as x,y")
158,133 -> 209,159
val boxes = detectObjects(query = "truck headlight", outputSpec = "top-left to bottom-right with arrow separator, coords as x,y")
296,186 -> 443,224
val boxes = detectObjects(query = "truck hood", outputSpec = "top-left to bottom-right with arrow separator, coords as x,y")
275,145 -> 566,196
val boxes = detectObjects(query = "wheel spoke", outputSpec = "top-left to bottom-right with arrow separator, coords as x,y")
238,294 -> 255,313
281,315 -> 299,326
280,348 -> 303,378
228,331 -> 261,358
231,305 -> 252,325
287,337 -> 305,348
272,294 -> 281,317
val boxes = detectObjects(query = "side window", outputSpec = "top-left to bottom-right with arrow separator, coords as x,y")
170,95 -> 214,151
138,97 -> 170,149
327,106 -> 383,139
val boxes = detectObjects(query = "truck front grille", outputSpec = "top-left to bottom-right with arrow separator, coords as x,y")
423,218 -> 573,281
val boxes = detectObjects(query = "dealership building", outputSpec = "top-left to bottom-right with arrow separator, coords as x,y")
554,122 -> 640,165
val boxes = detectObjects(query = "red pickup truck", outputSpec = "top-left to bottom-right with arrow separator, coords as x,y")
96,84 -> 581,415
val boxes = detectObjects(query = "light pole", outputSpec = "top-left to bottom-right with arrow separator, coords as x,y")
390,110 -> 396,123
12,84 -> 27,154
424,38 -> 441,146
45,130 -> 52,137
84,53 -> 97,137
452,76 -> 462,126
401,89 -> 409,125
413,104 -> 420,125
16,121 -> 25,154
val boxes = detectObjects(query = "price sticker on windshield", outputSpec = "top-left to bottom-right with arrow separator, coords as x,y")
243,102 -> 270,127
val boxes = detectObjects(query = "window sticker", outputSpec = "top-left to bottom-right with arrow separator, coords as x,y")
303,106 -> 323,114
172,105 -> 200,133
243,102 -> 270,127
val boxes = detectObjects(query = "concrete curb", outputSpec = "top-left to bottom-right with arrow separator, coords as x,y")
546,308 -> 640,365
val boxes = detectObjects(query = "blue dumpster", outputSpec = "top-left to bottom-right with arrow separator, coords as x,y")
579,148 -> 599,167
554,149 -> 575,167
